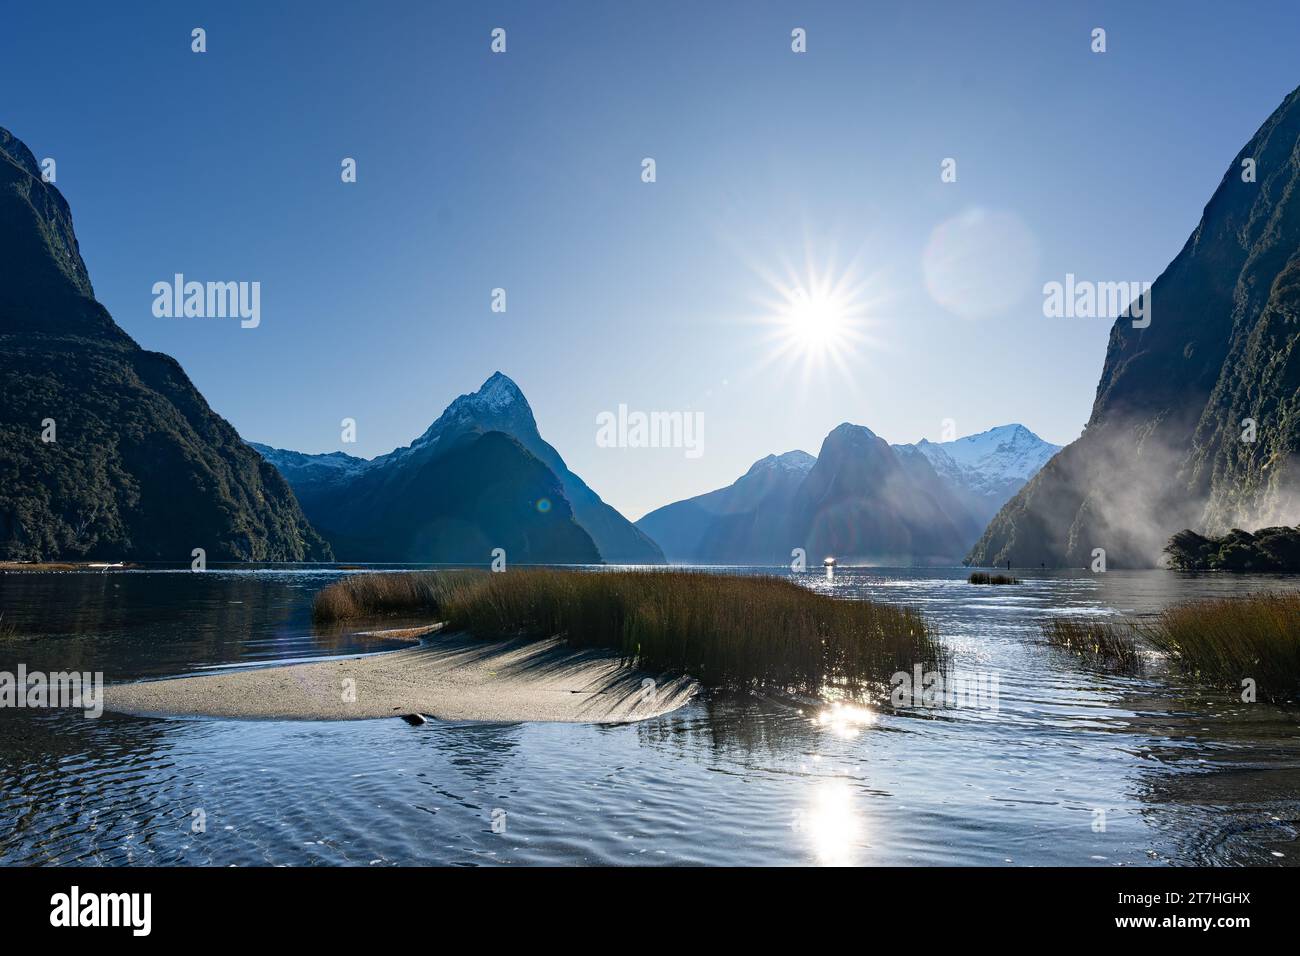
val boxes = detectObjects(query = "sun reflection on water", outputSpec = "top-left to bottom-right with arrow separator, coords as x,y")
795,778 -> 863,866
815,701 -> 876,738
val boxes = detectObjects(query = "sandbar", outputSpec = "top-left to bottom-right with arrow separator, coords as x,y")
105,626 -> 698,724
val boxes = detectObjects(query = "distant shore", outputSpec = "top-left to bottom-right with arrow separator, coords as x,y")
0,561 -> 138,572
105,625 -> 699,723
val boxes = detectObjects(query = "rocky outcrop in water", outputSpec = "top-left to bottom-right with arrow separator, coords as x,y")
1164,525 -> 1300,572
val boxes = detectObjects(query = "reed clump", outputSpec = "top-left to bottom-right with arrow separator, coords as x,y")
313,569 -> 944,694
969,572 -> 1020,585
1041,617 -> 1143,672
1142,591 -> 1300,701
1043,591 -> 1300,694
310,570 -> 479,622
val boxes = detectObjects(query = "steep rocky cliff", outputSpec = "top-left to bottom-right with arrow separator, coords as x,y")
0,127 -> 331,561
969,86 -> 1300,567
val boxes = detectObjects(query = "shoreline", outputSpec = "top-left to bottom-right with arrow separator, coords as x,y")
105,626 -> 699,724
1,561 -> 140,573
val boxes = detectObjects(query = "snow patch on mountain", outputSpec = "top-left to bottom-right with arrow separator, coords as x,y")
743,449 -> 816,478
247,443 -> 368,484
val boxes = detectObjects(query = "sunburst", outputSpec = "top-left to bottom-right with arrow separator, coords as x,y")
745,243 -> 887,388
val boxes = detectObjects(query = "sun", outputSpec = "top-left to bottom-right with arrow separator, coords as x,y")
785,286 -> 850,353
747,253 -> 884,385
723,232 -> 891,392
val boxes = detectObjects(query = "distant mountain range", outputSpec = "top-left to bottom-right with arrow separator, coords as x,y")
29,67 -> 1285,573
0,127 -> 330,562
970,84 -> 1300,567
0,117 -> 1065,570
636,422 -> 1059,565
252,373 -> 665,564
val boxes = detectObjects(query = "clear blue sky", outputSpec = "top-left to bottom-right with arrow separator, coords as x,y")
4,1 -> 1298,519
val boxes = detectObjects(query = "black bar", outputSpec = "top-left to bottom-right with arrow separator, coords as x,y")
1,866 -> 1287,941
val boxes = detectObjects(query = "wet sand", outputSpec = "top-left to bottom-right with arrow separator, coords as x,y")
105,626 -> 699,723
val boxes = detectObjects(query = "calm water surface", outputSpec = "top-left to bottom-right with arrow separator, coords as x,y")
2,566 -> 1298,866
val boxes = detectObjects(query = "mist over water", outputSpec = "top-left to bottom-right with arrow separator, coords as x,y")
1,567 -> 1297,866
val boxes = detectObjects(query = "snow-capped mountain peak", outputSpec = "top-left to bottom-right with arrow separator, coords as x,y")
903,424 -> 1060,503
411,372 -> 535,448
250,372 -> 538,476
464,371 -> 528,414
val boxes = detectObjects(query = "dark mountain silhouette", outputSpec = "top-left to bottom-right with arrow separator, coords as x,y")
252,373 -> 648,564
793,424 -> 977,565
0,127 -> 330,561
969,85 -> 1300,567
268,428 -> 600,564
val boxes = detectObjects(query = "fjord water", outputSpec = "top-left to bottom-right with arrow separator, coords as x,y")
1,567 -> 1297,866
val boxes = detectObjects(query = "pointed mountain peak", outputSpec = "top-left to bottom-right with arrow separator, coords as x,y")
440,371 -> 532,417
472,371 -> 529,410
0,127 -> 42,179
403,372 -> 537,455
904,422 -> 1062,503
948,423 -> 1060,456
0,127 -> 101,326
920,421 -> 1029,444
972,423 -> 1035,441
917,423 -> 1055,451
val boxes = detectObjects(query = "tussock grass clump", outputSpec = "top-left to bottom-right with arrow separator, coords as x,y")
1041,617 -> 1143,672
313,569 -> 944,694
1044,592 -> 1300,693
969,572 -> 1020,585
311,570 -> 480,623
1144,591 -> 1300,700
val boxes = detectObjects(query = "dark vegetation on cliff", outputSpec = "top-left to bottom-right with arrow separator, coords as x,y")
0,127 -> 330,561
